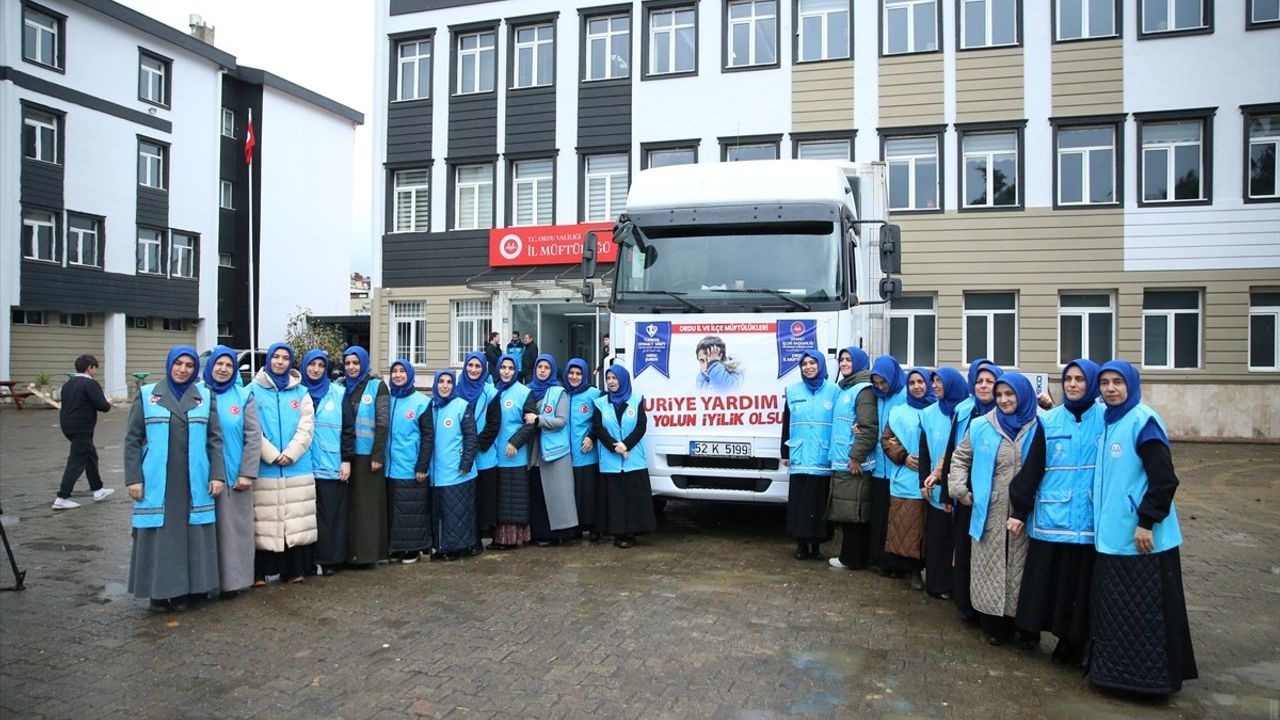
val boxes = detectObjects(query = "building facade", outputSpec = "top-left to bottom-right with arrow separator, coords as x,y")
373,0 -> 1279,439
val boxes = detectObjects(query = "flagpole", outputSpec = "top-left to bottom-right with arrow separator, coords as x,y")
246,107 -> 257,373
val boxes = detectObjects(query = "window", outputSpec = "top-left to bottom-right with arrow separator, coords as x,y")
138,140 -> 165,189
394,169 -> 430,232
22,209 -> 57,262
1251,0 -> 1280,26
218,252 -> 233,268
513,24 -> 554,88
1244,105 -> 1280,201
584,13 -> 630,80
66,214 -> 100,268
1055,122 -> 1119,206
722,138 -> 779,161
128,316 -> 151,329
163,318 -> 186,332
726,0 -> 777,68
22,4 -> 62,69
22,107 -> 58,163
454,164 -> 493,230
513,159 -> 554,226
1249,290 -> 1280,371
961,128 -> 1021,209
397,38 -> 432,100
1143,290 -> 1201,369
964,292 -> 1017,366
137,228 -> 164,275
11,309 -> 45,325
796,138 -> 851,160
1058,293 -> 1114,365
390,301 -> 428,366
1138,112 -> 1212,205
1056,0 -> 1118,40
889,295 -> 936,367
643,142 -> 697,168
798,0 -> 850,61
584,153 -> 629,221
60,312 -> 89,328
451,300 -> 493,366
457,31 -> 496,94
884,0 -> 938,54
170,233 -> 196,279
220,180 -> 234,210
647,6 -> 697,75
961,0 -> 1019,48
217,322 -> 232,337
138,51 -> 170,106
885,134 -> 941,211
221,108 -> 235,138
1140,0 -> 1209,35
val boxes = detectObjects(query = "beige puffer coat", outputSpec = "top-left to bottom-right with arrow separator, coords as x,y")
250,368 -> 318,552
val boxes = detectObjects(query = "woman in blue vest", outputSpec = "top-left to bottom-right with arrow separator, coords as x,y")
951,359 -> 1003,621
489,354 -> 532,549
457,351 -> 499,553
948,372 -> 1039,646
202,346 -> 262,599
1005,358 -> 1102,665
511,354 -> 579,547
592,364 -> 656,548
1088,360 -> 1196,695
249,343 -> 317,585
385,359 -> 433,563
125,346 -> 225,612
564,357 -> 603,541
428,369 -> 479,561
880,367 -> 937,586
918,367 -> 968,599
301,349 -> 347,576
340,346 -> 390,568
827,347 -> 879,570
867,355 -> 908,572
780,350 -> 840,560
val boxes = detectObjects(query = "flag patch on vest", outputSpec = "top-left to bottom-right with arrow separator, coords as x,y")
230,405 -> 241,416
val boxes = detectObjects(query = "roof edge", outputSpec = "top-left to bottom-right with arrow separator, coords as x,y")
71,0 -> 236,68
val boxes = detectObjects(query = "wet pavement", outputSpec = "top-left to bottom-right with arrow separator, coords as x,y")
1,406 -> 1277,719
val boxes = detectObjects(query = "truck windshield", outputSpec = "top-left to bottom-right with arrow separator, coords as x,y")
613,221 -> 843,309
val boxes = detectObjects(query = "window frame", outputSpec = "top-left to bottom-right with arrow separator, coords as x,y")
219,180 -> 235,210
454,27 -> 497,95
888,294 -> 938,368
450,299 -> 493,367
795,0 -> 853,63
791,129 -> 855,160
510,19 -> 557,90
21,2 -> 64,72
1242,103 -> 1280,203
452,162 -> 494,231
1248,0 -> 1280,28
169,231 -> 197,280
221,108 -> 235,138
137,137 -> 168,190
1137,0 -> 1214,38
137,48 -> 172,108
392,168 -> 431,233
1135,108 -> 1215,208
11,309 -> 46,326
1052,0 -> 1122,42
881,0 -> 942,56
1141,289 -> 1202,370
389,300 -> 429,367
719,133 -> 783,162
1051,114 -> 1125,209
581,151 -> 631,222
881,126 -> 946,213
396,36 -> 434,101
22,208 -> 59,264
581,8 -> 632,82
60,312 -> 89,328
723,0 -> 781,71
1057,292 -> 1115,366
640,139 -> 700,169
957,120 -> 1026,212
65,212 -> 103,269
957,0 -> 1023,51
218,252 -> 234,269
136,227 -> 165,276
162,318 -> 187,332
1248,289 -> 1280,372
21,103 -> 60,164
642,1 -> 699,80
510,157 -> 556,227
963,291 -> 1019,367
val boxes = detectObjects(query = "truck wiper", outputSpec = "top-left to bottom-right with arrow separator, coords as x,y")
620,290 -> 705,312
709,288 -> 811,312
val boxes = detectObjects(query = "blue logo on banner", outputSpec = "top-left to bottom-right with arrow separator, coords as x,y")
634,321 -> 671,378
776,319 -> 818,378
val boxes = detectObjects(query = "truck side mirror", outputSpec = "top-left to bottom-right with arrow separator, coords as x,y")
581,231 -> 598,303
879,277 -> 903,301
879,224 -> 901,275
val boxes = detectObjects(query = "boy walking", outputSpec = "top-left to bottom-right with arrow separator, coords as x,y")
52,354 -> 113,509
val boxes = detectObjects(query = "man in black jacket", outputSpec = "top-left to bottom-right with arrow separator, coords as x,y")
483,331 -> 502,378
520,333 -> 538,384
53,354 -> 113,509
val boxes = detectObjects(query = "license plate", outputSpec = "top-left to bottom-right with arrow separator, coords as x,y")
688,441 -> 752,458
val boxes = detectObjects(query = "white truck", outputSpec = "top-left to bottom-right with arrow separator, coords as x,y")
581,160 -> 902,505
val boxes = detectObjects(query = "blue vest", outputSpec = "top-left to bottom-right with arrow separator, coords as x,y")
471,384 -> 499,471
431,397 -> 477,486
568,387 -> 603,467
352,378 -> 382,455
494,383 -> 532,468
386,390 -> 431,481
920,404 -> 958,510
535,386 -> 572,462
1093,404 -> 1182,556
309,385 -> 345,480
211,383 -> 249,483
250,381 -> 314,478
871,388 -> 908,479
783,380 -> 840,475
594,393 -> 649,473
886,402 -> 927,499
1029,403 -> 1104,544
134,383 -> 216,529
830,382 -> 876,474
968,416 -> 1035,541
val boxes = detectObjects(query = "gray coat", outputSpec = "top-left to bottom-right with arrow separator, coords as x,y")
514,391 -> 579,531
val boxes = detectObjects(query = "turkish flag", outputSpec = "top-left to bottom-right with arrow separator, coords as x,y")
244,110 -> 256,165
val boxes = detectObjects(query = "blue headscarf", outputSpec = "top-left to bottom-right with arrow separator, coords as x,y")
993,372 -> 1038,439
431,369 -> 456,410
165,345 -> 199,400
905,367 -> 937,409
798,350 -> 828,393
388,359 -> 416,399
493,353 -> 520,393
342,346 -> 370,399
456,351 -> 489,406
202,344 -> 238,395
564,358 -> 593,396
870,355 -> 907,399
840,346 -> 870,378
606,364 -> 633,405
526,353 -> 562,402
971,362 -> 1004,415
263,342 -> 295,391
935,367 -> 968,417
1098,360 -> 1169,448
966,358 -> 994,396
299,349 -> 331,409
1063,358 -> 1102,414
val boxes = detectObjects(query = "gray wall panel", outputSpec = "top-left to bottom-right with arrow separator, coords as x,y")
577,80 -> 631,149
136,187 -> 168,228
388,100 -> 434,164
20,158 -> 63,209
447,94 -> 497,158
20,262 -> 198,316
505,86 -> 556,155
382,230 -> 489,286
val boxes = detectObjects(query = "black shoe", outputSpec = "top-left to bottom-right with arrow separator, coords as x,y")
984,633 -> 1007,646
443,552 -> 460,562
535,540 -> 554,548
794,544 -> 809,560
588,532 -> 601,543
615,537 -> 634,549
926,591 -> 952,601
168,597 -> 190,612
469,543 -> 485,556
218,590 -> 240,600
149,599 -> 171,613
809,545 -> 826,560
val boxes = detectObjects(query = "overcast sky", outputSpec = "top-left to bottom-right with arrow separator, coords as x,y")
117,0 -> 375,273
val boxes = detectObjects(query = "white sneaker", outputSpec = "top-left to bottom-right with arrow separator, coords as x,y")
52,497 -> 81,510
828,557 -> 850,570
93,488 -> 115,502
401,551 -> 420,564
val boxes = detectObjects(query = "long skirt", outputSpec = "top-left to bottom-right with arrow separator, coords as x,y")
255,544 -> 313,581
495,523 -> 531,546
475,466 -> 498,534
573,464 -> 600,531
314,480 -> 349,567
433,480 -> 477,554
496,466 -> 530,525
786,474 -> 832,542
952,502 -> 976,616
868,477 -> 891,566
128,484 -> 219,601
346,456 -> 387,564
884,496 -> 927,570
599,469 -> 657,537
835,522 -> 871,568
1016,539 -> 1095,644
1090,548 -> 1198,695
924,504 -> 954,596
387,479 -> 432,553
214,484 -> 255,592
531,467 -> 576,542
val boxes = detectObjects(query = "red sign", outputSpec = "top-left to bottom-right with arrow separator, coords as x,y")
489,223 -> 616,267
